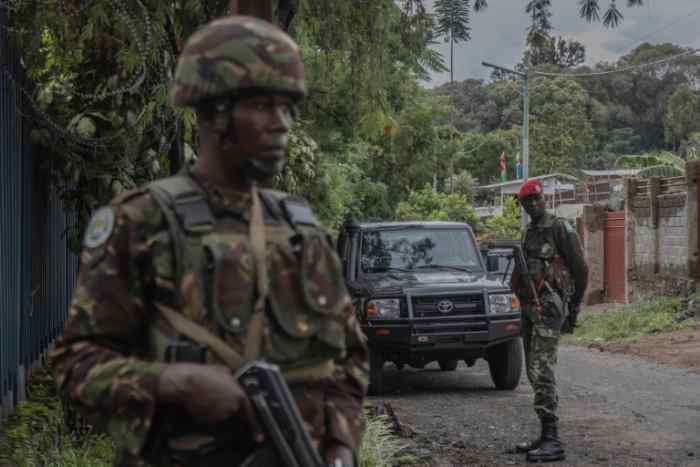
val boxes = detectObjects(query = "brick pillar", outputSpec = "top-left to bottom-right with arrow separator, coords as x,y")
582,204 -> 606,305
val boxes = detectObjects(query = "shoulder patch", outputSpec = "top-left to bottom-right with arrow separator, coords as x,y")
84,207 -> 116,248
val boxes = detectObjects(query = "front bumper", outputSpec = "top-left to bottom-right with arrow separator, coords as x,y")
363,312 -> 521,351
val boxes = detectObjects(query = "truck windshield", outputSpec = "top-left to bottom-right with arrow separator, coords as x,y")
360,228 -> 483,273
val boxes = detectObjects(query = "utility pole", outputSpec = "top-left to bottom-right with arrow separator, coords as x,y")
481,61 -> 529,229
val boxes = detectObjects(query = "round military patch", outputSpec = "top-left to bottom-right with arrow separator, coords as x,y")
84,207 -> 115,248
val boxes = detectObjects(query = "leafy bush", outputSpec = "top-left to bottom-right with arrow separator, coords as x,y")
572,297 -> 695,345
395,184 -> 482,231
481,197 -> 522,241
0,369 -> 114,467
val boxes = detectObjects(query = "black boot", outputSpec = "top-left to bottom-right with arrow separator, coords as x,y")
526,421 -> 565,463
515,420 -> 544,453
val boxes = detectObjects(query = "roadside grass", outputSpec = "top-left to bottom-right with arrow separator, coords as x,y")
0,368 -> 114,467
1,368 -> 404,467
571,296 -> 696,345
359,413 -> 411,467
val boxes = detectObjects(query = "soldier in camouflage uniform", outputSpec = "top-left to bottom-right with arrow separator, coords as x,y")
52,15 -> 368,467
512,179 -> 588,463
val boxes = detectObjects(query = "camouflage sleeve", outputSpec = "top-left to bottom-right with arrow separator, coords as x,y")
51,191 -> 164,460
316,231 -> 369,452
324,294 -> 369,451
552,219 -> 588,306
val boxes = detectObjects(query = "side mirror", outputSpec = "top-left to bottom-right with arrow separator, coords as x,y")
486,255 -> 500,273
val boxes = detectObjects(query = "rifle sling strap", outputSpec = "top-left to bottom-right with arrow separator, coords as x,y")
158,304 -> 334,383
158,304 -> 244,371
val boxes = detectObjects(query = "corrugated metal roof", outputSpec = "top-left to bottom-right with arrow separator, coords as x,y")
581,169 -> 641,177
476,173 -> 578,190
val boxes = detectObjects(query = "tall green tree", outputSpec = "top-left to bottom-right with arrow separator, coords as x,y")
434,0 -> 473,82
529,77 -> 593,174
664,84 -> 700,150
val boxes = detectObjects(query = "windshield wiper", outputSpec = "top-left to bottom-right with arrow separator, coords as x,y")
415,264 -> 474,272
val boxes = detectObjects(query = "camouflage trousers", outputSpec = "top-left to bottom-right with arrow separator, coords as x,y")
522,292 -> 566,423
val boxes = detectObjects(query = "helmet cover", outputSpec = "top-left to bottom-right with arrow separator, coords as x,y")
169,15 -> 306,108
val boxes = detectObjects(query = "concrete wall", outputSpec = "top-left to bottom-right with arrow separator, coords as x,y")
628,183 -> 655,276
624,164 -> 699,303
658,194 -> 688,275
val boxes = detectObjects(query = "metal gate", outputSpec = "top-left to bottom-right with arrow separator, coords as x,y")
604,211 -> 626,303
1,9 -> 78,421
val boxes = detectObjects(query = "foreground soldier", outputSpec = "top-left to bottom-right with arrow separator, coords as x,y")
52,15 -> 368,467
512,180 -> 588,463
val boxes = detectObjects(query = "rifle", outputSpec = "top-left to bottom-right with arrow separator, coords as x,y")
235,361 -> 326,467
484,240 -> 542,312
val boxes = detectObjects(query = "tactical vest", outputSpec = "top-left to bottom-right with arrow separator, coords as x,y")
523,216 -> 574,300
143,175 -> 347,382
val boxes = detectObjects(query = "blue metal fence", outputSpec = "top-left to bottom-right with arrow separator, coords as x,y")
1,8 -> 78,422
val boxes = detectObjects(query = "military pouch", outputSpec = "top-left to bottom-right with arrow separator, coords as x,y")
201,236 -> 255,335
165,339 -> 208,363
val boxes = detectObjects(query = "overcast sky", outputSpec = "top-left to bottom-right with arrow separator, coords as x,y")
424,0 -> 700,87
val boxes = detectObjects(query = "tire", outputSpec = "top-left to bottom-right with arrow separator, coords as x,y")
368,349 -> 385,395
438,359 -> 459,371
487,338 -> 523,390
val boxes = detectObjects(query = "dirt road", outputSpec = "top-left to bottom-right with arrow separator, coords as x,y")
372,344 -> 700,467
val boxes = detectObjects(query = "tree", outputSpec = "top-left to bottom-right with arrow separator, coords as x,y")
457,128 -> 521,184
434,0 -> 472,83
433,79 -> 500,132
578,0 -> 644,27
395,184 -> 482,230
529,77 -> 593,174
525,0 -> 553,47
481,197 -> 522,241
579,43 -> 700,151
526,35 -> 586,69
664,84 -> 700,149
445,170 -> 477,200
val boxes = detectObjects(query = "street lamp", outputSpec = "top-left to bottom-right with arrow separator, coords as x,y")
481,62 -> 529,230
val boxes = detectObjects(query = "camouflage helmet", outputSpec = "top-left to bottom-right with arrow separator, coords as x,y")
169,15 -> 306,108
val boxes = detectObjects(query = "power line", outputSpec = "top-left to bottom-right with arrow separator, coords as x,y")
534,47 -> 700,78
616,6 -> 700,51
553,4 -> 700,70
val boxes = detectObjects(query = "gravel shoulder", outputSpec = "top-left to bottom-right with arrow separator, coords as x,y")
371,343 -> 700,467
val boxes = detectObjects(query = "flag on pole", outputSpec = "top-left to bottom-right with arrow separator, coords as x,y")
499,152 -> 507,182
515,151 -> 523,179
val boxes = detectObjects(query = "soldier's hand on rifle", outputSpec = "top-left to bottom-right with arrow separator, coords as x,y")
325,443 -> 354,467
157,363 -> 263,440
561,304 -> 580,334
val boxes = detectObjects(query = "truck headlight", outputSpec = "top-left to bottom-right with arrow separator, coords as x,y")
366,299 -> 400,319
489,294 -> 520,314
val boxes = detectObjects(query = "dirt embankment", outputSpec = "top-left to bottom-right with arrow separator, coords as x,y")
584,328 -> 700,374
